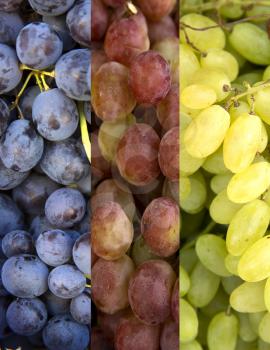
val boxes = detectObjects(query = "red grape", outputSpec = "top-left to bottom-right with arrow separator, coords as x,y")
157,84 -> 179,131
92,131 -> 111,183
92,49 -> 108,78
148,16 -> 177,45
160,319 -> 179,350
98,308 -> 131,342
102,0 -> 125,8
91,0 -> 109,41
91,327 -> 114,350
135,0 -> 176,21
171,278 -> 179,324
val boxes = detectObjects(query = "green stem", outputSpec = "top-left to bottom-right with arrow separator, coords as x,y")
78,102 -> 91,163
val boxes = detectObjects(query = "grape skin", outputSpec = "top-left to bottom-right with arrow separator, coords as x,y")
2,230 -> 34,258
42,290 -> 70,316
91,0 -> 109,42
70,292 -> 91,325
0,193 -> 24,237
0,0 -> 23,12
66,0 -> 90,47
0,157 -> 29,191
0,44 -> 22,94
18,86 -> 40,120
72,233 -> 90,275
28,0 -> 75,16
160,319 -> 179,350
0,11 -> 24,45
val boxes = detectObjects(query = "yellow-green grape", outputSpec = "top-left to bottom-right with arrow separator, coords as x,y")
223,113 -> 262,173
259,313 -> 270,343
258,123 -> 268,153
187,261 -> 220,308
180,176 -> 191,201
181,84 -> 217,109
230,281 -> 267,313
236,339 -> 258,350
238,313 -> 257,342
221,275 -> 242,295
227,162 -> 270,204
180,131 -> 205,176
258,339 -> 270,350
249,312 -> 266,335
180,264 -> 191,297
225,254 -> 241,276
209,189 -> 242,225
210,173 -> 233,194
238,235 -> 270,282
235,70 -> 263,86
180,248 -> 198,274
190,68 -> 230,102
180,13 -> 225,51
184,105 -> 230,158
200,49 -> 239,82
251,87 -> 270,125
220,3 -> 244,19
226,200 -> 270,257
264,277 -> 270,313
195,234 -> 231,277
180,111 -> 192,132
225,38 -> 246,69
180,44 -> 200,91
181,340 -> 203,350
207,311 -> 238,350
197,311 -> 210,346
181,103 -> 201,119
263,65 -> 270,81
180,298 -> 199,343
200,287 -> 229,317
229,101 -> 250,123
246,5 -> 270,22
229,23 -> 270,65
202,146 -> 229,175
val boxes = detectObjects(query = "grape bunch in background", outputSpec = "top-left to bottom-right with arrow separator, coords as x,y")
91,0 -> 179,349
180,1 -> 270,350
0,0 -> 90,349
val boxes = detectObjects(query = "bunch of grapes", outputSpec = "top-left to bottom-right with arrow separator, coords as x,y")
91,0 -> 179,349
0,0 -> 90,349
180,1 -> 270,350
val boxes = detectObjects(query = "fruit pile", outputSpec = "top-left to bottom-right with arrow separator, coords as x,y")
0,0 -> 90,349
180,1 -> 270,350
91,0 -> 179,349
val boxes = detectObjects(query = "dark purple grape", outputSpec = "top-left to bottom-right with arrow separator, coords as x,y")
66,0 -> 90,47
0,194 -> 24,237
0,98 -> 9,136
0,157 -> 29,191
0,297 -> 11,338
70,291 -> 91,324
18,85 -> 40,120
1,230 -> 34,257
0,0 -> 23,12
0,264 -> 9,296
28,0 -> 75,16
0,44 -> 22,94
0,11 -> 24,45
42,290 -> 71,316
0,119 -> 44,172
72,233 -> 90,275
16,22 -> 63,70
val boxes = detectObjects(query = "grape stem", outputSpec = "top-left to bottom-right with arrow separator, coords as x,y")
10,71 -> 35,111
20,64 -> 55,77
181,0 -> 270,12
78,102 -> 91,164
40,74 -> 50,91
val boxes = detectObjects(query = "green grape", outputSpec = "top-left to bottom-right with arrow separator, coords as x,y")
181,340 -> 203,350
229,23 -> 270,65
227,162 -> 270,204
190,68 -> 231,102
236,339 -> 258,350
258,338 -> 270,350
238,235 -> 270,282
264,277 -> 270,312
225,38 -> 246,69
210,173 -> 233,194
187,261 -> 220,308
209,189 -> 243,225
197,311 -> 211,346
180,247 -> 198,274
184,105 -> 230,158
180,210 -> 206,239
222,275 -> 242,295
180,264 -> 191,297
181,84 -> 217,109
238,313 -> 258,342
258,123 -> 268,153
235,70 -> 263,86
251,87 -> 270,125
131,235 -> 159,266
225,254 -> 241,276
226,200 -> 270,256
246,5 -> 270,22
180,176 -> 191,201
220,3 -> 244,19
259,313 -> 270,344
230,281 -> 266,313
223,113 -> 262,173
263,66 -> 270,81
181,103 -> 201,119
180,111 -> 192,132
202,146 -> 229,175
180,44 -> 200,91
200,48 -> 239,82
180,13 -> 226,52
180,298 -> 199,343
195,234 -> 231,277
207,311 -> 238,350
229,101 -> 250,123
249,312 -> 266,335
201,286 -> 229,317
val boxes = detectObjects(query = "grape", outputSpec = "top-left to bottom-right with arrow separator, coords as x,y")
141,197 -> 179,257
148,16 -> 177,45
131,235 -> 159,266
91,327 -> 114,350
18,86 -> 40,120
104,10 -> 149,67
158,127 -> 179,181
32,88 -> 79,141
224,254 -> 241,276
92,62 -> 136,122
180,131 -> 205,176
48,264 -> 86,299
202,146 -> 228,175
0,119 -> 44,172
0,194 -> 24,237
42,314 -> 90,350
55,49 -> 90,101
116,123 -> 160,186
92,201 -> 133,260
16,22 -> 63,70
180,298 -> 198,343
45,188 -> 86,228
238,313 -> 257,342
30,215 -> 56,241
115,315 -> 160,350
163,178 -> 179,204
66,0 -> 90,47
40,138 -> 89,185
72,233 -> 90,275
1,254 -> 49,298
2,230 -> 34,257
181,84 -> 217,110
135,0 -> 176,21
180,265 -> 190,297
180,44 -> 200,91
98,308 -> 130,342
103,0 -> 125,7
70,292 -> 91,325
264,278 -> 270,313
160,319 -> 178,350
92,48 -> 108,78
92,255 -> 135,314
129,51 -> 171,105
230,281 -> 266,312
128,260 -> 176,325
0,44 -> 22,94
250,87 -> 270,125
259,313 -> 270,344
228,100 -> 250,123
92,130 -> 111,183
0,11 -> 24,45
181,341 -> 203,350
91,0 -> 109,42
210,173 -> 232,194
0,0 -> 23,12
201,286 -> 229,317
43,290 -> 70,316
171,278 -> 179,324
28,0 -> 75,16
0,157 -> 29,191
157,84 -> 179,131
0,98 -> 9,137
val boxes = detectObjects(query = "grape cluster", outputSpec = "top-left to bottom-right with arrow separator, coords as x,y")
91,0 -> 179,349
0,0 -> 90,349
180,2 -> 270,350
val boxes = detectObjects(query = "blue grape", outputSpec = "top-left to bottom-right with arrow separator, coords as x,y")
0,194 -> 24,237
12,173 -> 60,215
74,206 -> 90,234
55,49 -> 90,101
43,314 -> 90,350
16,22 -> 63,70
1,254 -> 49,298
0,0 -> 23,12
18,85 -> 40,120
2,230 -> 34,258
0,297 -> 11,338
84,101 -> 91,124
0,44 -> 22,94
6,298 -> 47,336
0,11 -> 24,45
0,119 -> 44,172
40,138 -> 89,185
45,188 -> 86,228
43,290 -> 71,316
0,98 -> 9,137
0,157 -> 29,191
77,172 -> 91,195
70,291 -> 91,324
30,215 -> 57,241
65,229 -> 81,243
36,229 -> 74,266
48,264 -> 86,299
66,0 -> 90,47
0,264 -> 9,296
72,233 -> 90,275
32,88 -> 79,141
28,0 -> 75,16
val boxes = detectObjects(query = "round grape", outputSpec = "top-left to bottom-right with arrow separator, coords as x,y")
43,290 -> 70,316
28,0 -> 75,16
0,157 -> 29,191
72,233 -> 90,275
0,44 -> 22,94
0,0 -> 23,12
0,194 -> 24,237
2,230 -> 34,258
0,11 -> 24,45
66,0 -> 90,47
70,292 -> 91,325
